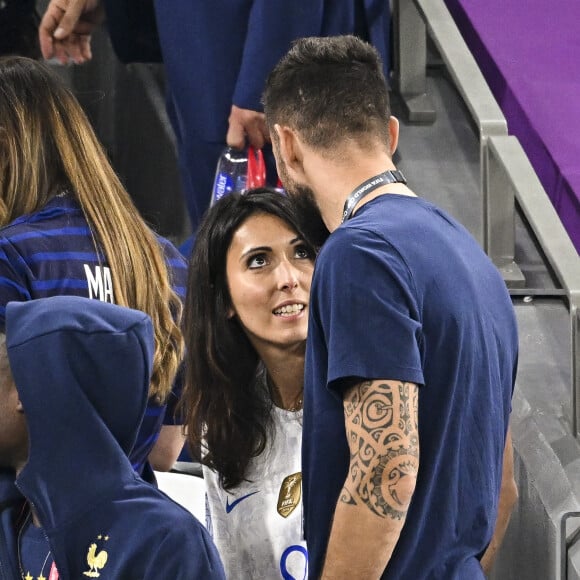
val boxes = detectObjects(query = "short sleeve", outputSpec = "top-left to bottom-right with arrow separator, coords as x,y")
142,520 -> 225,579
312,227 -> 424,392
0,239 -> 32,328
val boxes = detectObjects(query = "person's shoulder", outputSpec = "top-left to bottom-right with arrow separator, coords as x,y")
123,482 -> 206,537
0,195 -> 84,238
154,499 -> 205,532
154,519 -> 225,578
320,223 -> 364,252
0,219 -> 34,259
314,221 -> 416,301
108,487 -> 224,578
142,496 -> 222,567
0,213 -> 39,239
318,222 -> 394,265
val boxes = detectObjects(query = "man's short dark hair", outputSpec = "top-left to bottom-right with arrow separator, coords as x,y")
263,35 -> 392,152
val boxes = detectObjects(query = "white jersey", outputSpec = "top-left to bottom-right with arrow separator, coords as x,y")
203,406 -> 307,579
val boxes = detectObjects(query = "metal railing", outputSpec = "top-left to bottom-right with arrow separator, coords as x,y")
393,0 -> 524,287
394,0 -> 580,476
486,136 -> 580,439
561,512 -> 580,578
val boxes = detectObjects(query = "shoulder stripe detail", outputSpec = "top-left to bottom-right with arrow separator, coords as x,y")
0,276 -> 29,295
31,279 -> 88,291
28,252 -> 100,263
1,206 -> 84,229
0,227 -> 92,244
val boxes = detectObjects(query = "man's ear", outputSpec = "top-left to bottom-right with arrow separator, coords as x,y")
274,124 -> 306,181
388,116 -> 400,156
16,399 -> 24,414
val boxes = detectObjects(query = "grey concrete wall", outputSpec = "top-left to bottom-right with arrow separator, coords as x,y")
489,300 -> 580,580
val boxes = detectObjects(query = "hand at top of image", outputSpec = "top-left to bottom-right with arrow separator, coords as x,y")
39,0 -> 104,65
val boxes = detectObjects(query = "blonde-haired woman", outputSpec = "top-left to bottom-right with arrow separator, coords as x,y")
0,56 -> 185,479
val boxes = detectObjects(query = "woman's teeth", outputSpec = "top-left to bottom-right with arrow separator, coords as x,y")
274,304 -> 305,316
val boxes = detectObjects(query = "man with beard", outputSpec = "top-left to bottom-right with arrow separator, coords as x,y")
263,35 -> 518,579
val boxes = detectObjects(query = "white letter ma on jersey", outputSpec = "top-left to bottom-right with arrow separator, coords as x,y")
84,264 -> 114,303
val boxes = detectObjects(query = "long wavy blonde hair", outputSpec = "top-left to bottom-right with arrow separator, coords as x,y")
0,56 -> 183,402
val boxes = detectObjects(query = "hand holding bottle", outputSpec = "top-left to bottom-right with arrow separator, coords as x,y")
226,105 -> 270,150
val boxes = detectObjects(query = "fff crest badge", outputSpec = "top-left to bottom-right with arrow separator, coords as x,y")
277,472 -> 302,518
83,535 -> 110,578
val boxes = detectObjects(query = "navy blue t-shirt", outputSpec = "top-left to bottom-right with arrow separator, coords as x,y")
303,194 -> 518,579
0,193 -> 187,476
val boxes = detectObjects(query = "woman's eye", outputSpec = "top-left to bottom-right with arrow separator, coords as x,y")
248,254 -> 268,269
294,245 -> 312,260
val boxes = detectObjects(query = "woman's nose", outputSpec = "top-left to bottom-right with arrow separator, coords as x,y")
277,262 -> 299,290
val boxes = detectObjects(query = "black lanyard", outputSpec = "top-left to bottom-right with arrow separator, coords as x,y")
341,169 -> 407,223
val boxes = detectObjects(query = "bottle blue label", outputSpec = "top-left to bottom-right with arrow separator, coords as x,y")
213,172 -> 234,201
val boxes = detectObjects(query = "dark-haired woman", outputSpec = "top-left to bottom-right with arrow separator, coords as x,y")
183,189 -> 314,579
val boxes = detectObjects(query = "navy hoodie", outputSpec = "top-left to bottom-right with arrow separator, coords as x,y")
0,296 -> 224,579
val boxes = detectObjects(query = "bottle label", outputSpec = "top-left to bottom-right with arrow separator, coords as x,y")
213,172 -> 234,202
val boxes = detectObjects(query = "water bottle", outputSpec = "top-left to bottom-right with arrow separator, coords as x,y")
211,146 -> 266,205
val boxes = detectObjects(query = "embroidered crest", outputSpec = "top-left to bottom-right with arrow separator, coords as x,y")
83,535 -> 109,577
277,472 -> 302,518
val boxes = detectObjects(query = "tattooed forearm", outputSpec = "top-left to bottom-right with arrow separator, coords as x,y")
342,380 -> 419,520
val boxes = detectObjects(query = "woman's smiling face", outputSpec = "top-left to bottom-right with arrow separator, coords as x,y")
226,212 -> 314,355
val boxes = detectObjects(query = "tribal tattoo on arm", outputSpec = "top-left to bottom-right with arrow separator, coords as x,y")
341,380 -> 419,520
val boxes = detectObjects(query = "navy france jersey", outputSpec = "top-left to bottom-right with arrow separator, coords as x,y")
0,192 -> 188,476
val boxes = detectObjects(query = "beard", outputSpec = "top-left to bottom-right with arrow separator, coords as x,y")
289,183 -> 330,249
277,157 -> 330,249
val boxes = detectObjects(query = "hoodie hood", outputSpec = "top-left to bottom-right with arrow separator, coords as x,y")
5,296 -> 154,529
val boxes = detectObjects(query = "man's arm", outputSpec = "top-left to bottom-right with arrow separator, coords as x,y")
226,1 -> 326,149
480,428 -> 518,575
322,380 -> 419,579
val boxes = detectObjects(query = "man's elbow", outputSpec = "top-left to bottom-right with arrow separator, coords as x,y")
375,474 -> 417,519
397,476 -> 418,512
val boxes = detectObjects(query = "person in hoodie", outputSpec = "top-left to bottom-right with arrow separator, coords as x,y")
0,56 -> 186,480
0,295 -> 225,580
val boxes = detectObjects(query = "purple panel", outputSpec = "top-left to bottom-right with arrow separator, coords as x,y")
444,0 -> 580,252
